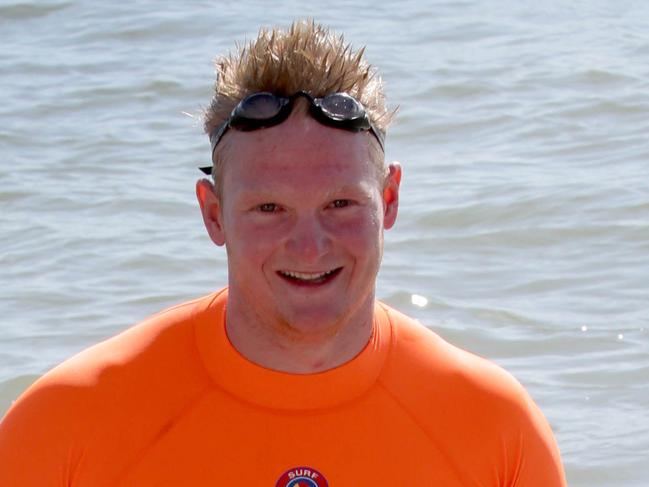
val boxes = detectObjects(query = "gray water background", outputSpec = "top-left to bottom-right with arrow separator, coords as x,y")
1,1 -> 648,485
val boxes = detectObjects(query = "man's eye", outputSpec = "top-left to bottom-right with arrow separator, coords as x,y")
258,203 -> 278,212
330,199 -> 351,209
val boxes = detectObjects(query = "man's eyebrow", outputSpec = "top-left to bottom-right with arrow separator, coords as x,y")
324,184 -> 375,199
238,182 -> 371,195
235,189 -> 277,201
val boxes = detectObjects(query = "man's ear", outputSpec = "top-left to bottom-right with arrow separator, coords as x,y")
382,162 -> 401,230
196,179 -> 226,246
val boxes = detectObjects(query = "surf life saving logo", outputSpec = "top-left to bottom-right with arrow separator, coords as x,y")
275,466 -> 329,487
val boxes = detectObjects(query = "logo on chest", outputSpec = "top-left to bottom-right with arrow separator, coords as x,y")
275,466 -> 329,487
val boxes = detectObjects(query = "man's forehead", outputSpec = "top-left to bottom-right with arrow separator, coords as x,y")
211,111 -> 386,198
224,157 -> 376,188
233,177 -> 377,196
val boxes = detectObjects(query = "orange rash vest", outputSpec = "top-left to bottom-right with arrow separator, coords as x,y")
0,288 -> 566,486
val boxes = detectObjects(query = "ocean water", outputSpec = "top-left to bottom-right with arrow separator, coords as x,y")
1,0 -> 648,485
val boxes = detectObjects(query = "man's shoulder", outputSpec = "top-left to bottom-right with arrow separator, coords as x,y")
35,293 -> 214,389
376,302 -> 563,482
1,292 -> 221,437
0,292 -> 224,484
377,301 -> 542,425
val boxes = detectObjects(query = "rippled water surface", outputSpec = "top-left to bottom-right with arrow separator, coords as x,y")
1,1 -> 648,485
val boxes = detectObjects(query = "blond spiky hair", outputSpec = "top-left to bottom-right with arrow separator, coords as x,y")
203,19 -> 393,138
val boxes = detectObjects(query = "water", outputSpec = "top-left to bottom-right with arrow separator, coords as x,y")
1,1 -> 648,484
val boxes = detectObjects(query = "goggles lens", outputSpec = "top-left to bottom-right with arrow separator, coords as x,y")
319,93 -> 363,121
233,93 -> 288,123
199,91 -> 384,174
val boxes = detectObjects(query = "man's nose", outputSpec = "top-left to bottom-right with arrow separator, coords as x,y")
285,213 -> 332,260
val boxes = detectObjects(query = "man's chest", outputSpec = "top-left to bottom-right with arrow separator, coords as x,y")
80,390 -> 476,486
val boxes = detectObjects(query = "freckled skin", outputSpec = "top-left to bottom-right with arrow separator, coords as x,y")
196,109 -> 401,373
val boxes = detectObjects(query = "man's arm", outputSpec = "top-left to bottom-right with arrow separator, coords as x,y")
0,379 -> 82,486
508,390 -> 566,486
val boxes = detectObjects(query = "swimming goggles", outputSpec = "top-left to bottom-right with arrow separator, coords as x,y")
199,91 -> 385,174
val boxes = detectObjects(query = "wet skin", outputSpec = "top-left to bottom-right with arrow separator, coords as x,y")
197,108 -> 401,373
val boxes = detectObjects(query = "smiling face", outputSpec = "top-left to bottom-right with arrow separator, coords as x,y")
197,109 -> 400,342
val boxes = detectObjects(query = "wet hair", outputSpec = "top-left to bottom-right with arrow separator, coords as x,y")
202,19 -> 394,187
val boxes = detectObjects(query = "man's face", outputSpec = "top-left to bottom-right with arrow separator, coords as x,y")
197,110 -> 400,338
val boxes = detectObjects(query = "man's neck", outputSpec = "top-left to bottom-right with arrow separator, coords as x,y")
223,294 -> 375,374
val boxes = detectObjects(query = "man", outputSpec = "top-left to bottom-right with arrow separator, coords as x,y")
0,20 -> 566,486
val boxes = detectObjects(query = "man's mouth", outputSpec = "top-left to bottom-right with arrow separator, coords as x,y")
277,267 -> 343,285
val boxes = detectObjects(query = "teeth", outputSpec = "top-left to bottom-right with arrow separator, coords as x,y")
280,269 -> 337,281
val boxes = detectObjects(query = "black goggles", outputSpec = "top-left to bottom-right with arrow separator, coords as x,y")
199,91 -> 384,175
